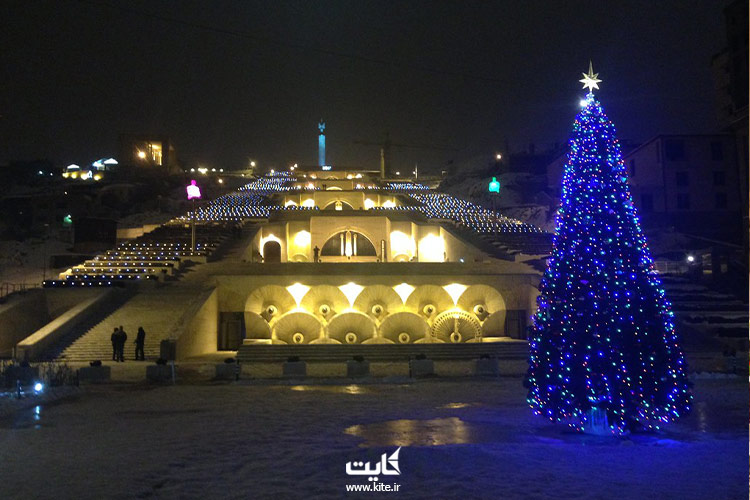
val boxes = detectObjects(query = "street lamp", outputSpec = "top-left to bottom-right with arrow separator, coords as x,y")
186,180 -> 202,253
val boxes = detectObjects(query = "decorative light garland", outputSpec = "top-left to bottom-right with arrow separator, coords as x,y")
527,89 -> 692,435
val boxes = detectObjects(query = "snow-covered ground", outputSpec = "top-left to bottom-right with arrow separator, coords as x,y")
0,378 -> 745,499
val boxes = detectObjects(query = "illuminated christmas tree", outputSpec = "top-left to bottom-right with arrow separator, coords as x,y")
527,64 -> 692,435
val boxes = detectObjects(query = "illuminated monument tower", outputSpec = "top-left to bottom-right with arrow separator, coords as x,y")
318,120 -> 326,166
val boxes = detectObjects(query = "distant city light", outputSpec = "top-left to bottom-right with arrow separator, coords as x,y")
137,150 -> 147,159
496,153 -> 502,161
250,161 -> 256,167
33,382 -> 43,393
218,178 -> 224,184
687,255 -> 695,263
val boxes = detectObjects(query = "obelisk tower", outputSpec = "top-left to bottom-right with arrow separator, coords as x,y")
318,120 -> 326,166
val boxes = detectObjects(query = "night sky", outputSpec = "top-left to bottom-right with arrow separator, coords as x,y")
1,0 -> 731,173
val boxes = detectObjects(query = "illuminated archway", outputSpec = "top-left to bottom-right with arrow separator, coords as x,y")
321,231 -> 377,257
323,200 -> 354,211
263,241 -> 282,262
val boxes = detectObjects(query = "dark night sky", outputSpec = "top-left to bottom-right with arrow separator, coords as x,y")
1,0 -> 732,172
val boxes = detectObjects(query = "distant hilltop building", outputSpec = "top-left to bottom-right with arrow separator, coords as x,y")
119,134 -> 179,173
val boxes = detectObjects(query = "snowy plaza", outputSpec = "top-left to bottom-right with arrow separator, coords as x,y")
0,376 -> 746,499
2,2 -> 748,498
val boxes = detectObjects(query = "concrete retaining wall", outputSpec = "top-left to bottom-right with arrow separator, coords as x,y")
0,290 -> 49,358
15,290 -> 115,361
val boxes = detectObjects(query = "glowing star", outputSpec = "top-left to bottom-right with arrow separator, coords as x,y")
579,61 -> 602,93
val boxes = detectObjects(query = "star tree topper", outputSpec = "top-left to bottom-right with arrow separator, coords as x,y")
579,61 -> 602,92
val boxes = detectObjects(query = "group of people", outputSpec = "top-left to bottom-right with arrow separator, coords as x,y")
110,326 -> 146,362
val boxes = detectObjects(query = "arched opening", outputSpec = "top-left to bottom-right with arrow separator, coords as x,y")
321,231 -> 377,257
326,186 -> 343,191
263,241 -> 282,263
323,200 -> 354,211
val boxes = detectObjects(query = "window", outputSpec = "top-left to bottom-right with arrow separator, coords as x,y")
675,172 -> 689,186
713,171 -> 726,186
715,193 -> 728,209
321,231 -> 377,257
664,139 -> 685,161
710,141 -> 724,161
629,159 -> 636,176
677,193 -> 691,210
640,193 -> 654,212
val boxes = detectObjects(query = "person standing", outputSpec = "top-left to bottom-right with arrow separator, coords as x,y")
116,325 -> 127,362
134,327 -> 146,361
111,327 -> 119,361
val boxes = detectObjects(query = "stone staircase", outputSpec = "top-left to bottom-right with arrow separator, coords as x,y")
661,275 -> 748,350
55,284 -> 209,362
237,340 -> 529,363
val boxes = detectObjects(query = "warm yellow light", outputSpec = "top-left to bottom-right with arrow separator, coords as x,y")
137,150 -> 146,159
70,171 -> 78,179
443,284 -> 468,305
390,231 -> 415,258
301,198 -> 315,208
62,172 -> 69,178
364,198 -> 375,210
419,233 -> 445,262
286,283 -> 310,307
218,178 -> 224,184
382,199 -> 396,208
346,174 -> 353,179
306,183 -> 315,190
285,200 -> 298,207
293,230 -> 311,248
93,173 -> 103,181
339,282 -> 364,307
393,283 -> 415,303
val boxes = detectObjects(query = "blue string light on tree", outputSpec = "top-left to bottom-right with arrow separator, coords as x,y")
526,63 -> 692,435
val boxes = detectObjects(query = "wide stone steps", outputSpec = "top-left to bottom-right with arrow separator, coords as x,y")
56,286 -> 207,362
237,341 -> 529,363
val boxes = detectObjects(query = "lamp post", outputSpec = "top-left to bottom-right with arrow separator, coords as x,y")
186,180 -> 202,253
